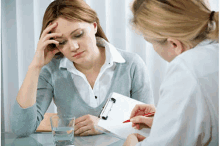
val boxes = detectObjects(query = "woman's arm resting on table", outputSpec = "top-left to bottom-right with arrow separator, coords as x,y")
10,72 -> 54,137
74,114 -> 102,136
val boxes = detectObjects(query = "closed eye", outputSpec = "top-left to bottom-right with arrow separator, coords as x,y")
59,41 -> 66,45
75,31 -> 84,38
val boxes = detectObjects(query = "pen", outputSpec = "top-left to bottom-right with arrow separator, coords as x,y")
122,112 -> 155,123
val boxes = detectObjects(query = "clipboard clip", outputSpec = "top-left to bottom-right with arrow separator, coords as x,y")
99,97 -> 116,120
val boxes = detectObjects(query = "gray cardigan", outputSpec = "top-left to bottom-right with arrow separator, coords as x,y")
10,49 -> 153,137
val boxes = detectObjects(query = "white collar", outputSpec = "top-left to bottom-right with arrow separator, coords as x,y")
59,37 -> 125,71
195,39 -> 217,48
59,56 -> 79,75
96,37 -> 126,65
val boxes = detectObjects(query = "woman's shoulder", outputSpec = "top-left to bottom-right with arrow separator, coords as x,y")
116,48 -> 145,66
169,40 -> 218,78
40,58 -> 62,74
180,40 -> 218,59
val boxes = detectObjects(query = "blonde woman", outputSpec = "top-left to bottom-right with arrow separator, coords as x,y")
10,0 -> 153,137
124,0 -> 219,145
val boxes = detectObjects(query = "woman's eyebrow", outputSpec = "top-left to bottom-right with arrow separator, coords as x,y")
70,28 -> 81,35
56,28 -> 81,39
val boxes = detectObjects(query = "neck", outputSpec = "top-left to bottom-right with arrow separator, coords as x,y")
74,46 -> 106,73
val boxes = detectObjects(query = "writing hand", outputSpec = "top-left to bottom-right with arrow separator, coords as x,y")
130,104 -> 156,129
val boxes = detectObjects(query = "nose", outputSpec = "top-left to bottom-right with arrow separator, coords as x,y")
69,40 -> 79,51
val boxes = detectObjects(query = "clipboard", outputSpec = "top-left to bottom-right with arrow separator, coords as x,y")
98,92 -> 151,139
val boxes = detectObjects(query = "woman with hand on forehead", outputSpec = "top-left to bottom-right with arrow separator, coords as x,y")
123,0 -> 219,146
10,0 -> 153,137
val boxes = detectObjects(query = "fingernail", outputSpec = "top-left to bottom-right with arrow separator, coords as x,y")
130,119 -> 133,122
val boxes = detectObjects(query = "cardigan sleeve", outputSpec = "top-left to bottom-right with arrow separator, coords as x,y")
10,66 -> 54,137
130,54 -> 154,104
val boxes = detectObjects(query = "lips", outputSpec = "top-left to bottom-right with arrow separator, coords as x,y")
73,51 -> 84,57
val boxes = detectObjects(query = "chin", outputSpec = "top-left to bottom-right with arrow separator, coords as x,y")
73,58 -> 87,65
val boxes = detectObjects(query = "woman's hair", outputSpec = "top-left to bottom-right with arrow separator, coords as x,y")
131,0 -> 219,47
40,0 -> 108,58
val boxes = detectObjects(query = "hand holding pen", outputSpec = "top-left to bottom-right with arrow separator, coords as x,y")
124,104 -> 156,130
123,112 -> 155,123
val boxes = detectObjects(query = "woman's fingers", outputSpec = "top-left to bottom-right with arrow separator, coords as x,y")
79,129 -> 93,136
44,48 -> 60,60
75,124 -> 89,135
135,133 -> 146,142
123,133 -> 145,146
37,22 -> 62,52
74,120 -> 88,133
43,40 -> 59,49
130,104 -> 156,119
133,122 -> 150,130
42,33 -> 63,43
74,115 -> 100,136
130,116 -> 146,124
41,22 -> 58,38
52,48 -> 60,55
130,104 -> 148,118
74,115 -> 89,132
137,123 -> 150,130
32,22 -> 60,68
75,115 -> 88,125
132,123 -> 138,128
123,134 -> 139,146
135,124 -> 140,129
130,116 -> 154,128
74,115 -> 93,134
75,124 -> 96,136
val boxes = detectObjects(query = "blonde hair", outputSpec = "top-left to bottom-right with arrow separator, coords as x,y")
131,0 -> 219,47
40,0 -> 108,58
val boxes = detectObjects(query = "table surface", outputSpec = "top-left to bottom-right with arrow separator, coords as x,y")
2,132 -> 125,146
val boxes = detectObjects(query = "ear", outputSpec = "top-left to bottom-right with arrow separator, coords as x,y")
167,38 -> 184,55
93,22 -> 98,34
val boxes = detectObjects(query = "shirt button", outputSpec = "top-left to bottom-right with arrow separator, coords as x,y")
95,96 -> 97,99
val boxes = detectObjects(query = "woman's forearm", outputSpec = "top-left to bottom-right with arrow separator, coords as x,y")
16,64 -> 42,108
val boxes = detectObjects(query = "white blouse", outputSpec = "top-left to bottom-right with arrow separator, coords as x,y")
59,37 -> 125,108
137,40 -> 219,146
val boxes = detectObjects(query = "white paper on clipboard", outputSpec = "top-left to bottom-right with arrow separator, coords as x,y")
98,92 -> 151,139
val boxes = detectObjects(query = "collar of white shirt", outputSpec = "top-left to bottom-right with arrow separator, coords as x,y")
59,37 -> 126,74
195,39 -> 217,48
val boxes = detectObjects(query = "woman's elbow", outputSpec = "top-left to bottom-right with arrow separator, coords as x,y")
10,121 -> 36,137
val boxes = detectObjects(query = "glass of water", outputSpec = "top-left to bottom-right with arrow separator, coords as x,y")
50,115 -> 75,146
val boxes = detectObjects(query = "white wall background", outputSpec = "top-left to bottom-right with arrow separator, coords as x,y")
1,0 -> 218,132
